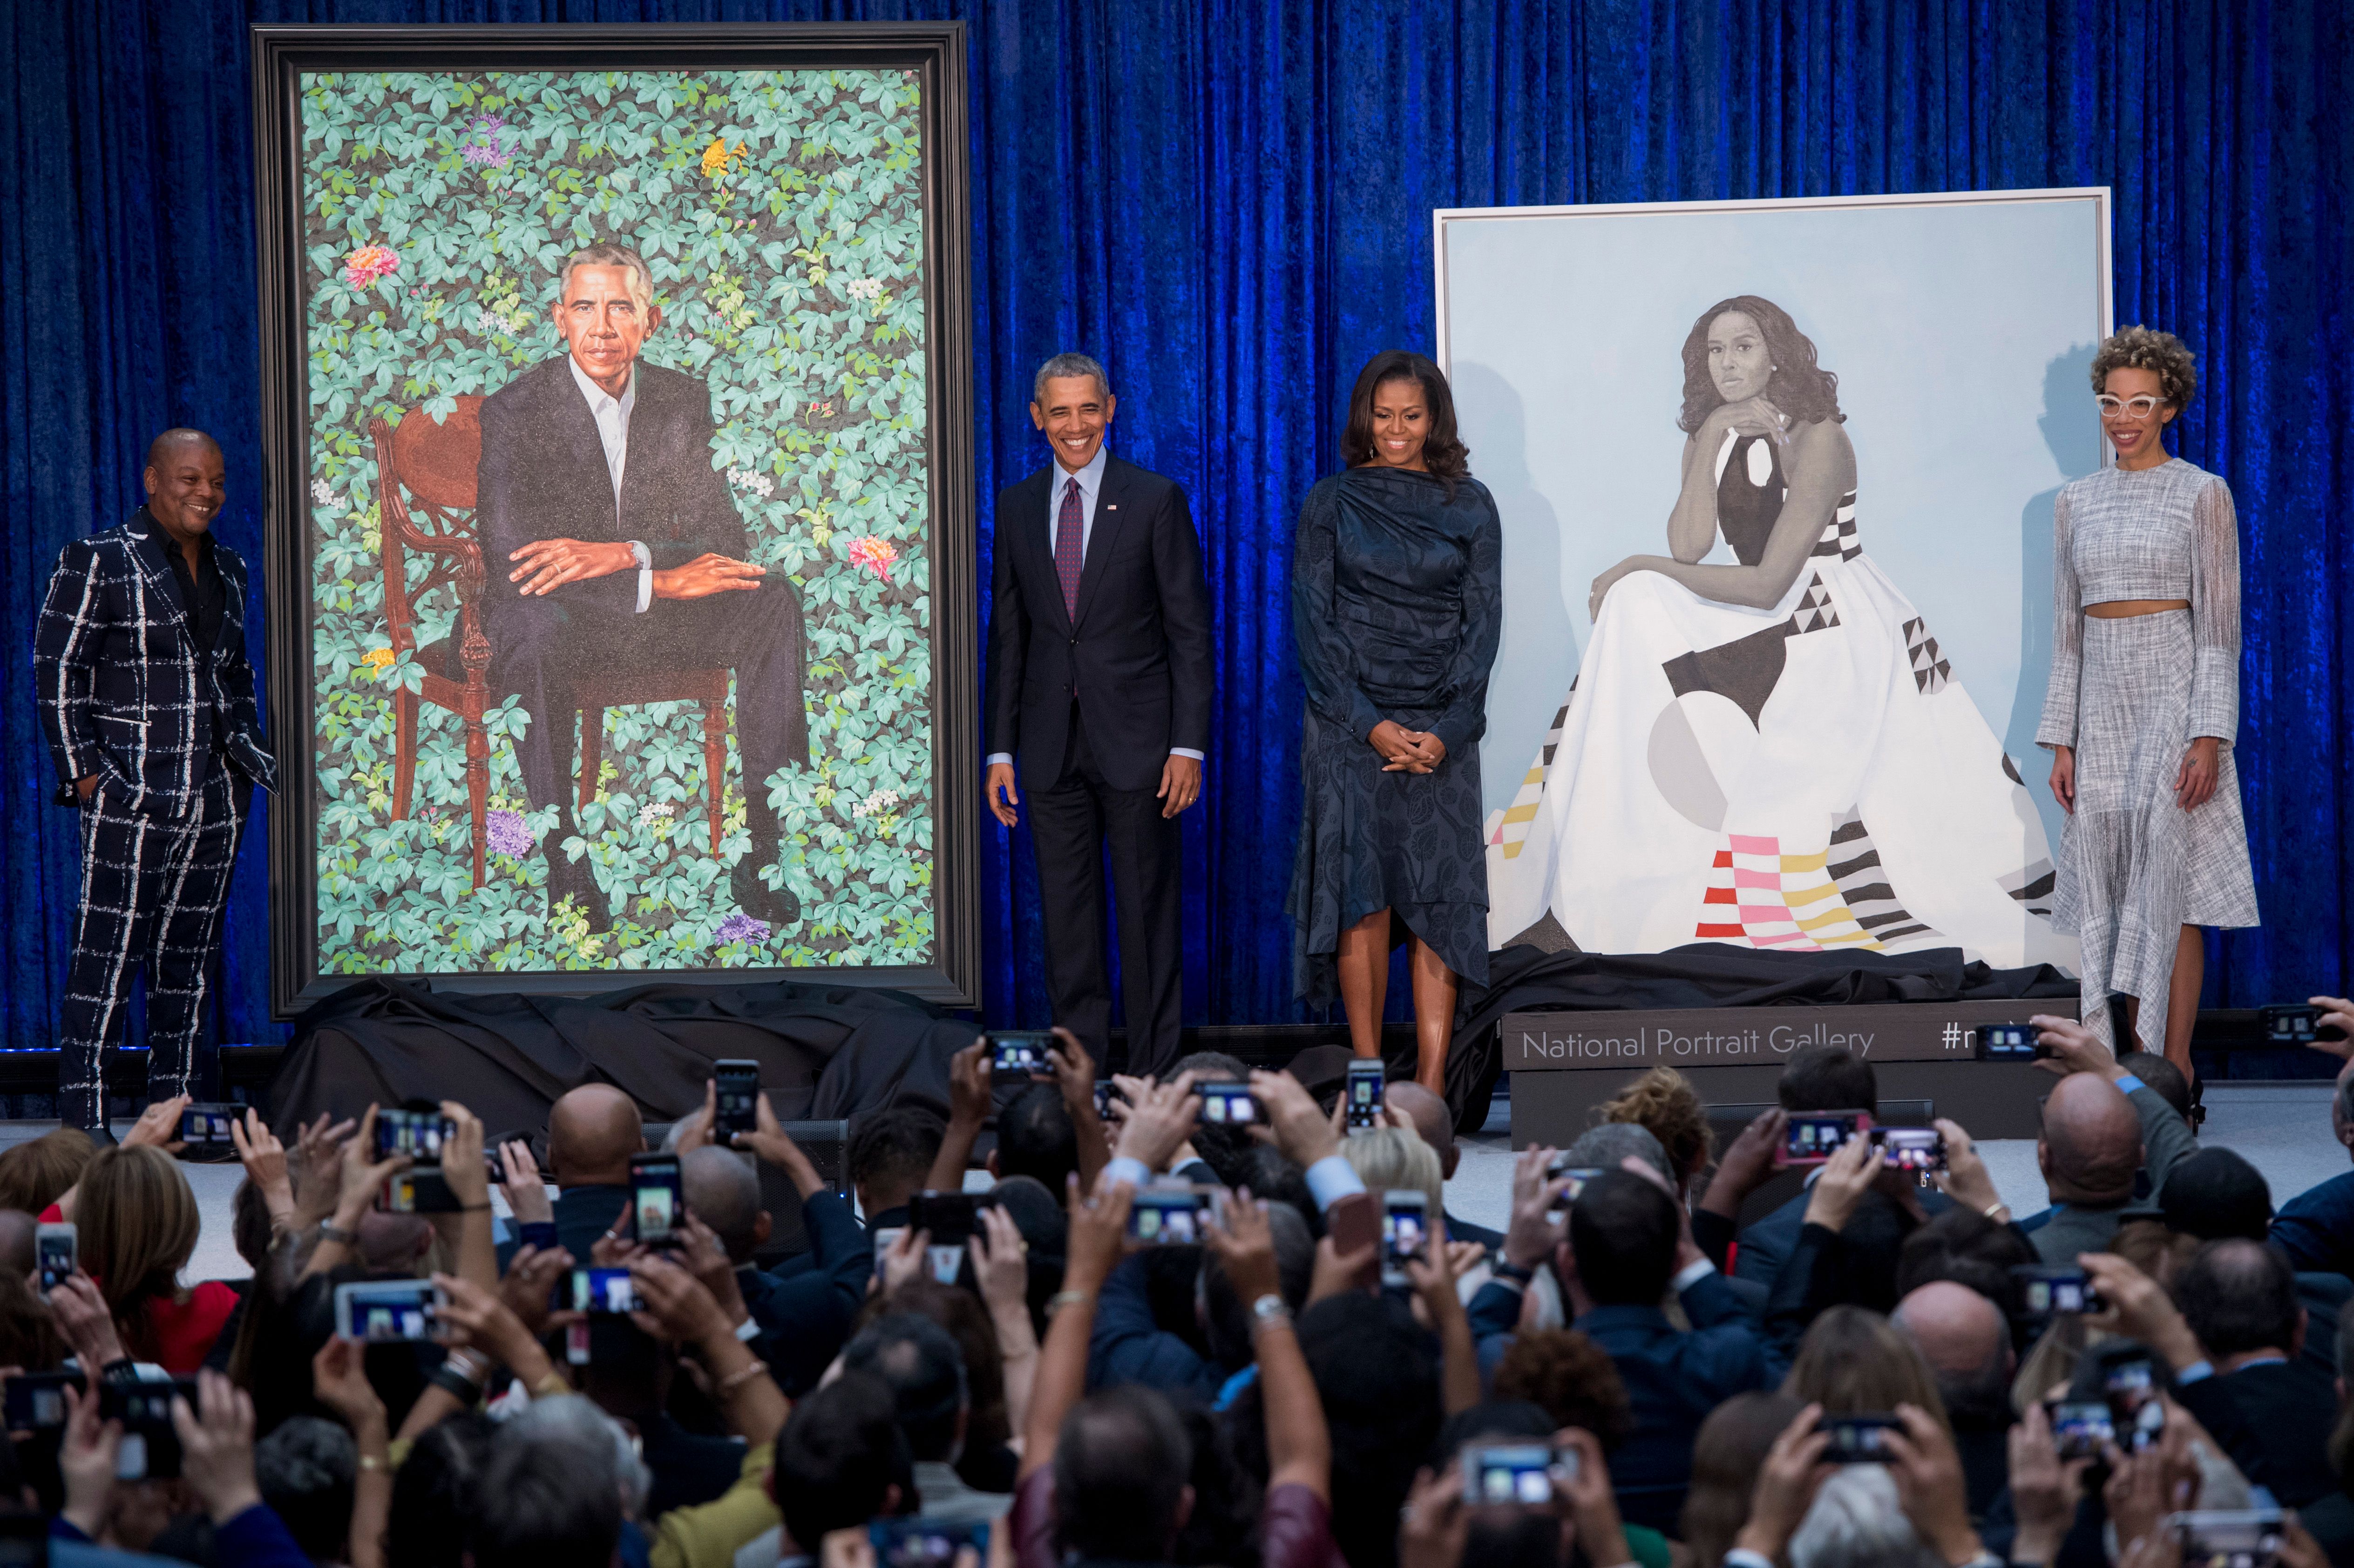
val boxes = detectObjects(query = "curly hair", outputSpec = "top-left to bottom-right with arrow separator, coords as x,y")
1341,350 -> 1471,491
1598,1067 -> 1714,1192
1493,1329 -> 1635,1449
1677,295 -> 1845,434
2090,325 -> 2197,407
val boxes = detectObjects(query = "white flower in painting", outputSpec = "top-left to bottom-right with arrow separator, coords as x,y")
311,478 -> 333,506
726,467 -> 775,499
852,787 -> 901,819
637,801 -> 674,828
842,277 -> 885,304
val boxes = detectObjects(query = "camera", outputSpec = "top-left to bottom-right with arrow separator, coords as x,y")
2013,1264 -> 2103,1317
1973,1023 -> 2046,1061
986,1031 -> 1053,1083
1780,1111 -> 1869,1166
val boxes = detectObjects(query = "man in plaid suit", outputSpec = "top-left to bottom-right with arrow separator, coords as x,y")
34,430 -> 275,1136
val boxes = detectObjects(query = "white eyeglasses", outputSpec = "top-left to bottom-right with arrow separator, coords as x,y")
2095,394 -> 2167,421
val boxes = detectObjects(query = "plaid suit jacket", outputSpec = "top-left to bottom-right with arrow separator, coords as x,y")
35,508 -> 276,817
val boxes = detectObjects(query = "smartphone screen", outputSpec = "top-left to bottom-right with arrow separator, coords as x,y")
869,1520 -> 989,1568
1817,1414 -> 1903,1464
570,1267 -> 640,1315
3,1371 -> 76,1431
1197,1083 -> 1261,1127
1974,1023 -> 2037,1060
1875,1126 -> 1947,1172
1544,1162 -> 1608,1213
34,1225 -> 73,1294
379,1170 -> 463,1214
336,1280 -> 442,1343
1345,1062 -> 1384,1131
2104,1353 -> 2165,1452
714,1060 -> 760,1137
102,1379 -> 194,1480
1127,1187 -> 1214,1245
907,1190 -> 986,1246
2048,1400 -> 2114,1459
375,1107 -> 455,1161
2259,1005 -> 2323,1044
1782,1112 -> 1865,1165
1465,1442 -> 1562,1505
178,1103 -> 239,1145
630,1154 -> 683,1247
1381,1192 -> 1428,1285
2013,1265 -> 2102,1317
2169,1511 -> 2285,1568
986,1031 -> 1052,1081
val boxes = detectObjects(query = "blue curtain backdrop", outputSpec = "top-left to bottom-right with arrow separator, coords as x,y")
2,0 -> 2349,1059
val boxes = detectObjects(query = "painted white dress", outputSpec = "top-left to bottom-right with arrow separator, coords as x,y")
1484,430 -> 2078,969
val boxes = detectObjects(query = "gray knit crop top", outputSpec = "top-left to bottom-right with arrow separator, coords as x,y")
2034,457 -> 2241,750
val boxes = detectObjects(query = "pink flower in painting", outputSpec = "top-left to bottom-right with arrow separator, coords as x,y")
847,536 -> 897,581
342,244 -> 400,288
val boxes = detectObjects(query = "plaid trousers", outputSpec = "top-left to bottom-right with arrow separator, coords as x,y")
59,764 -> 244,1129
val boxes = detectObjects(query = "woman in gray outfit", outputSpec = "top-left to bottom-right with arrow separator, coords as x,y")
2037,326 -> 2259,1077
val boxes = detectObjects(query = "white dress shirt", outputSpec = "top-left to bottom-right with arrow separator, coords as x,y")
568,354 -> 653,612
986,444 -> 1204,768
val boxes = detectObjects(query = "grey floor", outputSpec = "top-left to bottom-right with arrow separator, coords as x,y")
1443,1079 -> 2349,1240
12,1079 -> 2345,1288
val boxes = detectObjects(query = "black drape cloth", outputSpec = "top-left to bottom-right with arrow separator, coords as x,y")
1442,941 -> 2082,1132
266,977 -> 975,1139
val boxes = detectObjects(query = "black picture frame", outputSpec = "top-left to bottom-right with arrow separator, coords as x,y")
251,23 -> 978,1017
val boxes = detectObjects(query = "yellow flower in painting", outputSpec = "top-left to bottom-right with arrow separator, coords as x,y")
361,647 -> 395,670
699,136 -> 746,179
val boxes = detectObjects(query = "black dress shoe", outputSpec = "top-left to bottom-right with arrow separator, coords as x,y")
730,862 -> 801,929
545,855 -> 614,933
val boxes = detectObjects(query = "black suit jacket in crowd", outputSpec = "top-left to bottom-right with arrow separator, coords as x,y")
34,507 -> 276,816
984,455 -> 1213,794
475,355 -> 748,629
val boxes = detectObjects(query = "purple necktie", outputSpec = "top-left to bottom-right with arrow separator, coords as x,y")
1055,475 -> 1084,622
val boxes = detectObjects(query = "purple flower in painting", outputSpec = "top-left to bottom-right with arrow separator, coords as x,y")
715,913 -> 770,947
459,115 -> 512,170
482,809 -> 533,858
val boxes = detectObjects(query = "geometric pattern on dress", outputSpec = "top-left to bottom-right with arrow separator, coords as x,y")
1826,808 -> 1938,943
1788,571 -> 1840,634
1808,493 -> 1862,562
1999,857 -> 2058,917
1486,700 -> 1569,860
1903,616 -> 1952,694
1692,831 -> 1882,951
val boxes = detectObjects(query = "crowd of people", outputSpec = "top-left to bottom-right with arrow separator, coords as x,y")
2,1009 -> 2354,1567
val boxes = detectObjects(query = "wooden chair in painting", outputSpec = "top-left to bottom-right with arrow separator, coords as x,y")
370,400 -> 732,890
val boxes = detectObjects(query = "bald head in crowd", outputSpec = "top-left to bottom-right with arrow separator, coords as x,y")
681,1146 -> 769,1263
1893,1282 -> 2013,1416
1384,1082 -> 1459,1180
549,1085 -> 644,1188
2038,1074 -> 2143,1204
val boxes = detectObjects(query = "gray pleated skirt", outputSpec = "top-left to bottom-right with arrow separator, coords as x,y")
2052,610 -> 2258,1049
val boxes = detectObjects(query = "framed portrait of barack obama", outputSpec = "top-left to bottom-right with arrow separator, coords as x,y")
250,25 -> 979,1014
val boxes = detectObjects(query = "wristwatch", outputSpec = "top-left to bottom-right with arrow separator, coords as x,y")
319,1222 -> 358,1245
1250,1293 -> 1292,1331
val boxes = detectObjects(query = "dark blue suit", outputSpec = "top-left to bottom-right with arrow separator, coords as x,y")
1469,1270 -> 1770,1534
1732,1186 -> 1951,1302
1085,1252 -> 1224,1400
2273,1170 -> 2354,1281
742,1190 -> 873,1395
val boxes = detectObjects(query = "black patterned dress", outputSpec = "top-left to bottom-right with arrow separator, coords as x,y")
1288,467 -> 1503,999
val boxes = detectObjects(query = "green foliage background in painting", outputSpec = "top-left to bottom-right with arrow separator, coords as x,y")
302,68 -> 932,976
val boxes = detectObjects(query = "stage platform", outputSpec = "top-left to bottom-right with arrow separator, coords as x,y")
1501,998 -> 2076,1147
